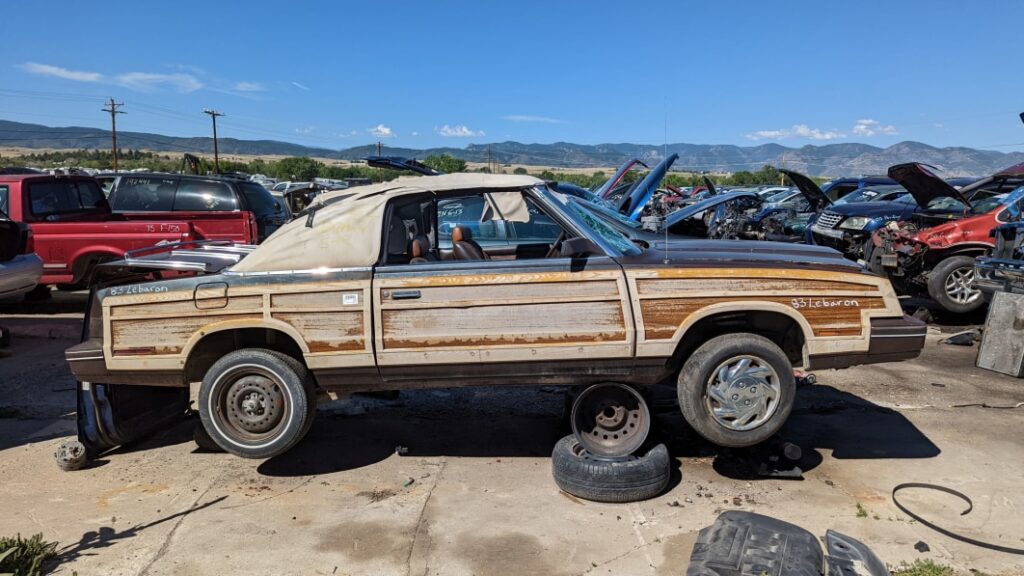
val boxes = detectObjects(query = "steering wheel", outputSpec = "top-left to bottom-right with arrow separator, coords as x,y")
545,231 -> 566,259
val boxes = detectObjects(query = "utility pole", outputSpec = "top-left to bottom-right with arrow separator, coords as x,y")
486,145 -> 492,173
376,141 -> 382,156
101,98 -> 125,171
203,108 -> 225,174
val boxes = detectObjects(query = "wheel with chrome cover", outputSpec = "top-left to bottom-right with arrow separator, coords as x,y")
199,349 -> 313,459
677,334 -> 795,448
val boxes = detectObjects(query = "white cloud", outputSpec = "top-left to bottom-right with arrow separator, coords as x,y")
233,81 -> 264,92
291,81 -> 311,91
411,131 -> 419,136
115,72 -> 203,93
437,124 -> 485,137
746,124 -> 845,141
20,62 -> 102,82
295,126 -> 315,135
367,124 -> 395,138
502,114 -> 565,124
852,118 -> 898,137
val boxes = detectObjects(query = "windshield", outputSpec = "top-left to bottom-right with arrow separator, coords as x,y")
578,199 -> 642,230
565,200 -> 641,255
767,190 -> 795,203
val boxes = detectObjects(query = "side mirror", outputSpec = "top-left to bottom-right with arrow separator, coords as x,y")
560,236 -> 602,258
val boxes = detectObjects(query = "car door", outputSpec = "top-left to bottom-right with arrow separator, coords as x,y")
372,191 -> 635,383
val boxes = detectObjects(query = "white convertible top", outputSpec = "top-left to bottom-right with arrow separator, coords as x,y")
232,173 -> 543,272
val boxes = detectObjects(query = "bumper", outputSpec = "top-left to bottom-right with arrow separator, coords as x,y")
810,226 -> 863,256
808,315 -> 927,370
0,253 -> 43,299
975,257 -> 1024,297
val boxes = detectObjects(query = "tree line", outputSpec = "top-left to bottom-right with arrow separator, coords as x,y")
0,150 -> 824,187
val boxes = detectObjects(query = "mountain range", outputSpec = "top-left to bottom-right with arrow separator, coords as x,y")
3,119 -> 1022,177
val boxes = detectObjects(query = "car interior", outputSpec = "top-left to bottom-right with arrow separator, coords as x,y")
380,190 -> 569,265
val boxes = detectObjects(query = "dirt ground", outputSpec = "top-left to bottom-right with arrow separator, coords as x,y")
1,294 -> 1022,575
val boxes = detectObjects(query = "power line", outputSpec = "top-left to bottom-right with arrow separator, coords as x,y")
203,108 -> 225,173
101,98 -> 125,170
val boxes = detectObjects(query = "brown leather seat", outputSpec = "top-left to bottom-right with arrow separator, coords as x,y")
452,226 -> 489,260
408,234 -> 436,264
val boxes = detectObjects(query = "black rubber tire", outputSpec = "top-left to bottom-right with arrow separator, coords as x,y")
927,255 -> 985,315
23,284 -> 52,301
192,423 -> 223,452
198,348 -> 313,459
551,435 -> 670,503
263,350 -> 317,439
677,333 -> 795,448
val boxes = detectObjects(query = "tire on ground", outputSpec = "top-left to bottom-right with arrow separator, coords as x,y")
677,333 -> 795,448
927,255 -> 985,315
551,435 -> 670,503
198,348 -> 313,459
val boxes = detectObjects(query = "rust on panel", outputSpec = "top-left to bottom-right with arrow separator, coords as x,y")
111,313 -> 263,356
272,311 -> 365,352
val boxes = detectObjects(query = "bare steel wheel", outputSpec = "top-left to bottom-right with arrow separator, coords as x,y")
570,383 -> 650,458
199,349 -> 313,459
705,355 -> 781,431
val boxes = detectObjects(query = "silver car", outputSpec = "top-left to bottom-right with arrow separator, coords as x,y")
0,215 -> 42,299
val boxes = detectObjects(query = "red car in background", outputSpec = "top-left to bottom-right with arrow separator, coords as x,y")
0,173 -> 258,294
870,162 -> 1024,314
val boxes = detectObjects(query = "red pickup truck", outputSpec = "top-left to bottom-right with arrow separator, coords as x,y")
0,173 -> 257,289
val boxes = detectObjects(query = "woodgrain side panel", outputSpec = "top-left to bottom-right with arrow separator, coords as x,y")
635,278 -> 874,296
384,280 -> 620,307
639,296 -> 886,340
272,311 -> 365,352
110,295 -> 263,319
111,314 -> 263,356
271,291 -> 348,309
382,301 -> 627,349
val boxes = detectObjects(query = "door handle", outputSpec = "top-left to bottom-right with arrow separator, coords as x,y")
391,289 -> 421,300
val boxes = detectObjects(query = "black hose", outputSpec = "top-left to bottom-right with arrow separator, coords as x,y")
891,483 -> 1024,555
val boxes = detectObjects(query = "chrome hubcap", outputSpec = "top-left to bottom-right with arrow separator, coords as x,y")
944,267 -> 980,305
705,355 -> 780,431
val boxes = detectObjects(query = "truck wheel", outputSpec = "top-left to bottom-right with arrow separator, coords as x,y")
551,435 -> 669,503
677,334 -> 795,448
199,349 -> 314,459
927,255 -> 985,314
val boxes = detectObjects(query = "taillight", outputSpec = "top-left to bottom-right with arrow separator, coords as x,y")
21,227 -> 34,255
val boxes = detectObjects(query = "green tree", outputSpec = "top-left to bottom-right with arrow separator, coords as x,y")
422,154 -> 467,174
274,157 -> 322,181
513,166 -> 528,175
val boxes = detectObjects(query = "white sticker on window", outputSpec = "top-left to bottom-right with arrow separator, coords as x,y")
343,293 -> 359,305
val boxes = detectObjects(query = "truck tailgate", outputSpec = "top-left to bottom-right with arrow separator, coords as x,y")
120,210 -> 256,244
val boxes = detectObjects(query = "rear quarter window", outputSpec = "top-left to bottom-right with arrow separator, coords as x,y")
239,182 -> 279,217
173,180 -> 238,211
109,176 -> 176,211
0,185 -> 8,215
27,179 -> 106,219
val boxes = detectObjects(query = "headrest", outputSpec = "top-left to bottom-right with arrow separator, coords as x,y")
452,225 -> 472,242
410,234 -> 430,258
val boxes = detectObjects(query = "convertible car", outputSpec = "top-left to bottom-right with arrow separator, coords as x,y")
66,173 -> 924,461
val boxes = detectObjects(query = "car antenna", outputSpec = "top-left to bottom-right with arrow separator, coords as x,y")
663,218 -> 670,264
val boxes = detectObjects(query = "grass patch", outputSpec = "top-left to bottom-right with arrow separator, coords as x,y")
855,502 -> 868,518
891,560 -> 955,576
0,533 -> 57,576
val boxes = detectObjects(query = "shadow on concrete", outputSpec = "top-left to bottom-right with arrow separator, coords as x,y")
56,495 -> 227,566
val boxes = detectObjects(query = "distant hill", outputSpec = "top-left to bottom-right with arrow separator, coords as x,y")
3,119 -> 1022,177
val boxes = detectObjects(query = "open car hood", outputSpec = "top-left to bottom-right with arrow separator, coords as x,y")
887,163 -> 971,207
664,191 -> 759,229
363,156 -> 441,176
781,169 -> 832,211
595,158 -> 648,199
621,153 -> 680,220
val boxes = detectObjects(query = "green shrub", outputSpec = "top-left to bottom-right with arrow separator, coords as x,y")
891,560 -> 955,576
0,534 -> 58,576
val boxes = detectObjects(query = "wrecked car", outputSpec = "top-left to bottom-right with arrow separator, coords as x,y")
661,190 -> 763,239
975,221 -> 1024,297
65,173 -> 924,461
870,163 -> 1024,314
736,171 -> 836,243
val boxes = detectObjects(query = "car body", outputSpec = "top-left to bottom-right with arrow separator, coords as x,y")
0,173 -> 259,288
66,173 -> 924,458
975,221 -> 1024,297
869,163 -> 1024,313
663,191 -> 763,238
105,173 -> 287,242
0,210 -> 42,299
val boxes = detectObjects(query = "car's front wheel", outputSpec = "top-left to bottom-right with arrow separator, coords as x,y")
677,334 -> 795,448
927,255 -> 985,315
199,349 -> 314,459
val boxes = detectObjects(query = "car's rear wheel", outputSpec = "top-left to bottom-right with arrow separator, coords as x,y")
198,349 -> 314,459
678,334 -> 795,448
928,255 -> 985,314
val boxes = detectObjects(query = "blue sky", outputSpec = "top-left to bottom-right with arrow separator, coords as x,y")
2,0 -> 1022,152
